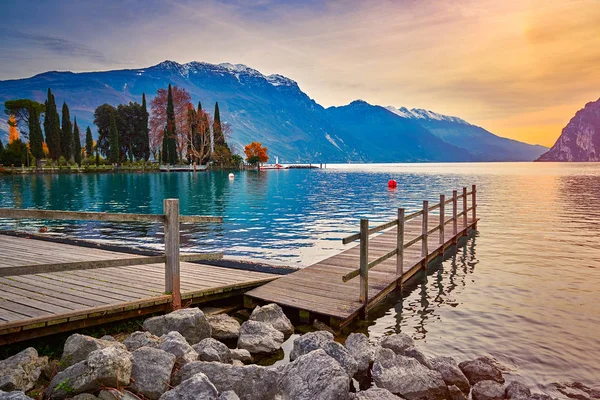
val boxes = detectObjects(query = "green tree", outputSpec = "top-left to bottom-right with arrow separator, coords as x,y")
161,128 -> 168,164
73,117 -> 82,165
4,99 -> 45,135
0,139 -> 27,166
141,93 -> 150,161
61,102 -> 73,160
108,113 -> 119,164
0,139 -> 4,155
166,84 -> 178,164
28,107 -> 44,161
85,126 -> 93,157
213,102 -> 224,147
44,89 -> 61,161
95,147 -> 100,166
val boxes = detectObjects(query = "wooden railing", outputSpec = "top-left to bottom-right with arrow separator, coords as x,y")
341,185 -> 477,307
0,199 -> 223,310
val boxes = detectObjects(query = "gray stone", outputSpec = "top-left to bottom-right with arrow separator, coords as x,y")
193,338 -> 232,363
289,331 -> 334,361
97,389 -> 138,400
321,341 -> 359,378
372,348 -> 447,400
448,385 -> 468,400
143,308 -> 211,345
379,333 -> 414,356
130,347 -> 176,400
219,391 -> 240,400
529,394 -> 553,400
230,349 -> 252,363
356,387 -> 403,399
207,314 -> 241,340
249,304 -> 294,336
344,333 -> 375,375
404,346 -> 433,369
430,356 -> 470,394
505,381 -> 531,400
159,331 -> 198,367
123,331 -> 161,351
100,335 -> 115,342
71,394 -> 102,400
231,360 -> 244,367
159,373 -> 218,400
278,349 -> 351,400
237,320 -> 284,354
459,357 -> 505,385
61,334 -> 126,367
312,320 -> 336,335
177,361 -> 281,400
472,380 -> 505,400
0,347 -> 48,392
0,391 -> 34,400
45,346 -> 132,399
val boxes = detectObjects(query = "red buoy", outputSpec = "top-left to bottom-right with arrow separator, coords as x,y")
388,179 -> 397,188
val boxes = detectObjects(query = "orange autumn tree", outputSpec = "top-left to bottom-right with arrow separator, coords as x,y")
244,141 -> 268,165
8,115 -> 19,143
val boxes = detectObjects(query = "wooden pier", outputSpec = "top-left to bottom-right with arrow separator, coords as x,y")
246,185 -> 479,329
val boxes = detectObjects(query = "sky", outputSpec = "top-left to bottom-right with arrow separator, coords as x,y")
1,0 -> 599,147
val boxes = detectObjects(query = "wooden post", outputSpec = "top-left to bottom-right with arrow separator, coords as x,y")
472,184 -> 477,226
359,218 -> 369,307
164,199 -> 181,310
397,208 -> 405,277
462,187 -> 468,236
452,190 -> 458,243
439,194 -> 445,244
421,201 -> 428,265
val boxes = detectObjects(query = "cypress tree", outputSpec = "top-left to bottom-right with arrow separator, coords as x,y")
85,126 -> 94,157
108,113 -> 119,164
161,128 -> 168,164
28,107 -> 44,160
95,147 -> 100,166
166,84 -> 177,164
213,101 -> 224,147
61,102 -> 73,160
43,89 -> 61,161
141,93 -> 150,161
0,139 -> 4,155
73,117 -> 82,165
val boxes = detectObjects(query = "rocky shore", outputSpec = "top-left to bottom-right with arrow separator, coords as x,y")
0,305 -> 585,400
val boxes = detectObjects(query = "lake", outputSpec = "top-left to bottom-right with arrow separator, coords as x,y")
1,162 -> 598,396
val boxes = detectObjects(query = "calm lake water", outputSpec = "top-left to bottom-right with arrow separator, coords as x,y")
1,163 -> 599,395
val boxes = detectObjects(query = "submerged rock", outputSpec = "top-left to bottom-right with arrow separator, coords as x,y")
379,333 -> 414,356
159,331 -> 199,367
430,356 -> 470,394
505,381 -> 531,400
130,347 -> 176,400
123,331 -> 161,351
61,334 -> 125,367
472,380 -> 506,400
207,314 -> 241,340
143,308 -> 211,345
237,320 -> 284,354
159,372 -> 218,400
0,347 -> 47,392
459,357 -> 505,385
193,338 -> 232,363
249,304 -> 294,336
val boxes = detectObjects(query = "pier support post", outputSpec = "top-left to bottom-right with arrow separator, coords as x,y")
397,208 -> 405,278
421,201 -> 428,267
164,199 -> 182,310
439,194 -> 445,245
452,190 -> 458,243
462,187 -> 468,236
359,219 -> 369,308
472,184 -> 477,228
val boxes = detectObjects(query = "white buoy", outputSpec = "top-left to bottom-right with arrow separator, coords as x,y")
228,173 -> 235,179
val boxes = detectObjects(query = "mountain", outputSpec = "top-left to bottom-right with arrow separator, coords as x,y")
386,107 -> 547,161
0,60 -> 544,162
537,98 -> 600,162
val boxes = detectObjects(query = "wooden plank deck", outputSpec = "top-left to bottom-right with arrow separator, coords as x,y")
0,234 -> 279,344
246,214 -> 478,328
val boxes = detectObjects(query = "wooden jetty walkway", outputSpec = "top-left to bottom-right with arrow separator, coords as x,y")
0,201 -> 277,345
246,185 -> 479,329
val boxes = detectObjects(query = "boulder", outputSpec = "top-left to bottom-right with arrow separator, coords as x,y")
459,357 -> 505,385
379,333 -> 414,356
159,372 -> 218,400
143,308 -> 211,345
0,347 -> 48,392
159,331 -> 198,367
219,391 -> 240,400
372,348 -> 447,400
232,360 -> 244,367
321,341 -> 358,378
355,387 -> 403,399
278,349 -> 351,400
505,381 -> 531,400
97,389 -> 139,400
344,333 -> 375,376
249,304 -> 294,336
45,346 -> 132,399
123,331 -> 161,351
289,331 -> 334,361
430,356 -> 470,394
193,338 -> 232,363
529,394 -> 553,400
130,347 -> 176,400
448,385 -> 468,400
472,380 -> 505,400
100,335 -> 116,342
404,346 -> 433,369
61,334 -> 125,367
177,361 -> 280,400
71,394 -> 102,400
0,391 -> 34,400
237,320 -> 284,354
230,349 -> 252,364
207,314 -> 241,340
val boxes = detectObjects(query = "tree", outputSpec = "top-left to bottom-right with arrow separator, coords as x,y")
93,103 -> 116,156
8,115 -> 19,143
108,113 -> 119,164
197,101 -> 212,164
213,102 -> 225,147
0,139 -> 27,166
73,117 -> 82,165
85,126 -> 94,157
161,128 -> 168,164
141,93 -> 150,161
44,89 -> 61,161
149,86 -> 191,158
61,102 -> 73,160
244,141 -> 269,165
0,139 -> 4,156
28,108 -> 44,161
4,99 -> 45,135
166,84 -> 178,164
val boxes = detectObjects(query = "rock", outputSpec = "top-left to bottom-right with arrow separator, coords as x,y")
0,347 -> 48,392
45,346 -> 132,399
207,314 -> 241,340
178,361 -> 280,400
505,381 -> 531,400
289,331 -> 334,361
231,360 -> 244,367
249,304 -> 294,336
97,389 -> 138,400
344,333 -> 375,375
430,356 -> 470,394
322,341 -> 358,378
279,349 -> 351,400
372,348 -> 447,400
219,391 -> 240,400
230,349 -> 252,363
193,338 -> 232,363
404,346 -> 433,369
237,320 -> 284,354
313,320 -> 336,335
159,372 -> 218,400
159,331 -> 198,367
123,331 -> 161,351
472,380 -> 505,400
0,391 -> 34,400
379,333 -> 414,356
71,394 -> 102,400
459,357 -> 505,385
130,347 -> 176,400
143,308 -> 211,345
356,387 -> 403,399
61,334 -> 126,367
448,385 -> 468,400
100,335 -> 115,342
529,394 -> 553,400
